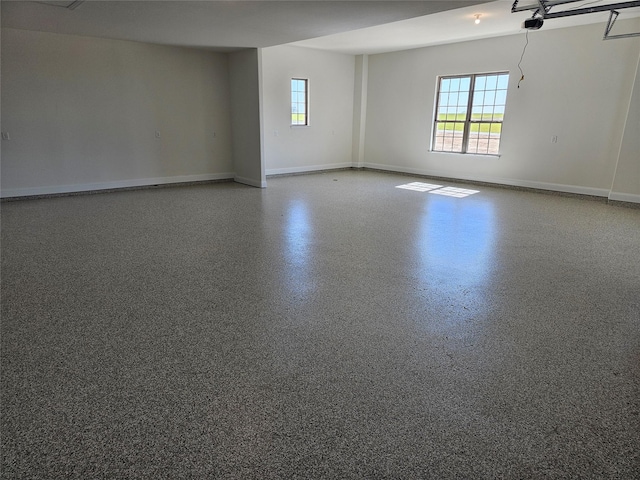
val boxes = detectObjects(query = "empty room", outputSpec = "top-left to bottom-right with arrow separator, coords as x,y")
1,1 -> 639,478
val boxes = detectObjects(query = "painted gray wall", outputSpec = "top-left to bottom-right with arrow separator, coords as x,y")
261,45 -> 354,175
1,28 -> 234,197
363,21 -> 640,199
228,48 -> 265,187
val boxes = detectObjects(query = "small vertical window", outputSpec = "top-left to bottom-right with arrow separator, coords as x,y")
291,78 -> 308,126
432,72 -> 509,155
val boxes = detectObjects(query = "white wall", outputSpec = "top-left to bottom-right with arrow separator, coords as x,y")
0,28 -> 233,197
611,48 -> 640,202
228,48 -> 265,188
363,20 -> 640,198
262,45 -> 355,175
352,54 -> 368,168
3,21 -> 638,200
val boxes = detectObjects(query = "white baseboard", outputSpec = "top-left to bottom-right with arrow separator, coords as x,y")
0,172 -> 235,198
234,175 -> 266,188
362,162 -> 611,198
266,162 -> 353,176
4,164 -> 630,202
608,191 -> 640,204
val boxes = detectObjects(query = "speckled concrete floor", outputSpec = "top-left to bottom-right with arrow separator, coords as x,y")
2,170 -> 639,478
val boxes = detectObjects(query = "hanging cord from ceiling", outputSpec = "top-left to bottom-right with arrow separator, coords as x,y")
517,29 -> 529,88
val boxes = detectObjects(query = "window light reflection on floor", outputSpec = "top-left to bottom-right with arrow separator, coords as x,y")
395,183 -> 480,198
395,182 -> 443,192
429,186 -> 479,198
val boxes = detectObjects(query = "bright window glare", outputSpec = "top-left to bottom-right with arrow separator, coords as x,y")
396,182 -> 443,192
429,187 -> 479,198
396,183 -> 480,198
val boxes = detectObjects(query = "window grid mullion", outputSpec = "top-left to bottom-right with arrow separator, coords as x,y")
461,74 -> 475,154
432,77 -> 442,151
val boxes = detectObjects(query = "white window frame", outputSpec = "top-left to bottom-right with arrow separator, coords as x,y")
291,78 -> 309,126
431,72 -> 509,156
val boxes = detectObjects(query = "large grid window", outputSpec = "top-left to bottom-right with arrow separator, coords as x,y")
291,78 -> 308,126
432,72 -> 509,155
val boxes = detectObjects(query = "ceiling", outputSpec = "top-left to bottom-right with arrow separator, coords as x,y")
2,0 -> 639,54
293,0 -> 640,54
1,0 -> 488,52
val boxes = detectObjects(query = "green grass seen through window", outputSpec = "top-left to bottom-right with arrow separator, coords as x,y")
436,121 -> 503,134
291,114 -> 306,124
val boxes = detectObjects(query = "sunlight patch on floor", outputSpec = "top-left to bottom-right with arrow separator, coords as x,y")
429,186 -> 479,198
395,182 -> 443,192
396,182 -> 479,198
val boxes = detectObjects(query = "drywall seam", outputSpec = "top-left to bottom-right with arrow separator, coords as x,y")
609,47 -> 640,199
0,173 -> 234,198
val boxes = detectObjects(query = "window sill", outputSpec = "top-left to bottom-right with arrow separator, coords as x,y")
430,150 -> 502,158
